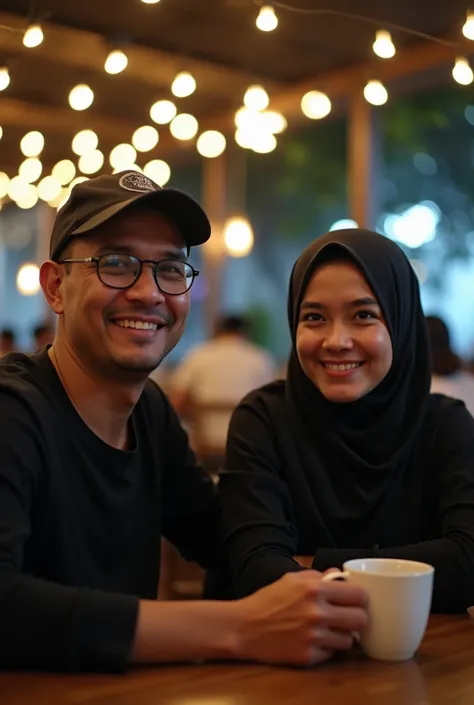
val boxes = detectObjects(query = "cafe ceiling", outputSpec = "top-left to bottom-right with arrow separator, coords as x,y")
0,0 -> 471,185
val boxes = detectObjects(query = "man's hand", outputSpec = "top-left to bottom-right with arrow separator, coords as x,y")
236,571 -> 368,667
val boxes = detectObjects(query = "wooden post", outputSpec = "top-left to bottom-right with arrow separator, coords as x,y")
347,92 -> 381,229
201,154 -> 228,335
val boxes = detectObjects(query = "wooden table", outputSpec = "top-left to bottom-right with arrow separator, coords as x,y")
2,615 -> 473,705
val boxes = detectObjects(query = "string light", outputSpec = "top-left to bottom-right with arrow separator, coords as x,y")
109,144 -> 137,170
243,85 -> 269,111
301,91 -> 332,119
171,71 -> 196,98
224,216 -> 254,257
16,185 -> 39,210
463,12 -> 474,40
38,176 -> 62,202
150,99 -> 177,125
72,130 -> 98,156
104,49 -> 128,75
261,110 -> 287,133
132,125 -> 159,152
256,5 -> 278,32
8,176 -> 31,202
196,131 -> 226,158
52,159 -> 76,186
20,131 -> 44,158
363,79 -> 388,106
78,150 -> 104,175
452,57 -> 474,85
16,263 -> 40,295
0,67 -> 10,91
69,84 -> 94,111
170,114 -> 199,140
372,30 -> 396,59
23,23 -> 44,48
19,158 -> 43,183
143,159 -> 171,185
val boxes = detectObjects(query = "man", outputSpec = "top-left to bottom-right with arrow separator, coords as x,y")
0,171 -> 367,672
171,314 -> 276,457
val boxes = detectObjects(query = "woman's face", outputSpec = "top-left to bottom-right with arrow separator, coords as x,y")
296,260 -> 393,403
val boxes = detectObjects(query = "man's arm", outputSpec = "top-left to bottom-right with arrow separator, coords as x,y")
0,393 -> 368,671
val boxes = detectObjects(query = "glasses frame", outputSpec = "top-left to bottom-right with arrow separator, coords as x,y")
59,255 -> 200,295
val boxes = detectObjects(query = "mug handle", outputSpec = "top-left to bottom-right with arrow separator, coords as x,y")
322,570 -> 350,582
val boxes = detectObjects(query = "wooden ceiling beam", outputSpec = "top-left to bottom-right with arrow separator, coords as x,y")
0,11 -> 282,95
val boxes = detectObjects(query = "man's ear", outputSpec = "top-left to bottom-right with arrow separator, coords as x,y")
40,260 -> 65,315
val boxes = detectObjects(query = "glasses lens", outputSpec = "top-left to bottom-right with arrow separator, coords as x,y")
156,260 -> 194,294
98,254 -> 139,288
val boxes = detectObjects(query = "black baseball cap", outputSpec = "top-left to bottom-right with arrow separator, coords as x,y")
49,170 -> 211,261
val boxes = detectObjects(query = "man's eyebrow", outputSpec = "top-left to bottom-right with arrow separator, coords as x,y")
93,244 -> 188,260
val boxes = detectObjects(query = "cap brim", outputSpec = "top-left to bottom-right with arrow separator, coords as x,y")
71,189 -> 211,247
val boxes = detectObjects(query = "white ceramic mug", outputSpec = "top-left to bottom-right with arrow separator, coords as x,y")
322,558 -> 434,661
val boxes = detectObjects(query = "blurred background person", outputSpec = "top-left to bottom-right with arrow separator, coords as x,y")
32,322 -> 55,351
426,315 -> 474,416
170,314 -> 277,467
0,328 -> 17,356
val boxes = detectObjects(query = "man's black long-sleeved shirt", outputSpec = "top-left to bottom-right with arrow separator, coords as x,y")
0,351 -> 220,672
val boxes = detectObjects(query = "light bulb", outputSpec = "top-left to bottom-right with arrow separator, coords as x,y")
141,0 -> 161,3
16,263 -> 40,296
109,143 -> 137,170
104,49 -> 128,75
8,176 -> 31,202
132,125 -> 159,152
69,84 -> 94,111
0,67 -> 10,91
143,159 -> 171,186
20,131 -> 44,157
224,216 -> 254,257
196,131 -> 226,158
252,132 -> 277,154
243,85 -> 269,111
150,99 -> 177,125
256,5 -> 278,32
373,30 -> 395,59
171,71 -> 196,98
23,23 -> 44,48
0,126 -> 2,139
72,129 -> 98,156
453,57 -> 474,85
19,158 -> 42,183
301,90 -> 332,119
261,110 -> 287,134
38,176 -> 62,202
52,159 -> 76,186
78,149 -> 104,175
463,12 -> 474,40
16,184 -> 39,210
170,113 -> 199,140
363,79 -> 388,106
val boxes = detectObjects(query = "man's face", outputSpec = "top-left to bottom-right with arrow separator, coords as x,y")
42,208 -> 191,380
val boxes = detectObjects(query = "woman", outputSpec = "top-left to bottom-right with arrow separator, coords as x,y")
427,315 -> 474,417
219,229 -> 474,612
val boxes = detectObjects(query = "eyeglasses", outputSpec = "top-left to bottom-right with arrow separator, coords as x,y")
59,254 -> 199,295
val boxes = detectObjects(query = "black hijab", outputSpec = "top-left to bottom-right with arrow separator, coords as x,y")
286,228 -> 431,526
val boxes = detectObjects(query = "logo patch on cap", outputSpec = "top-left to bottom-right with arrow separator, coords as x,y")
119,172 -> 159,193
